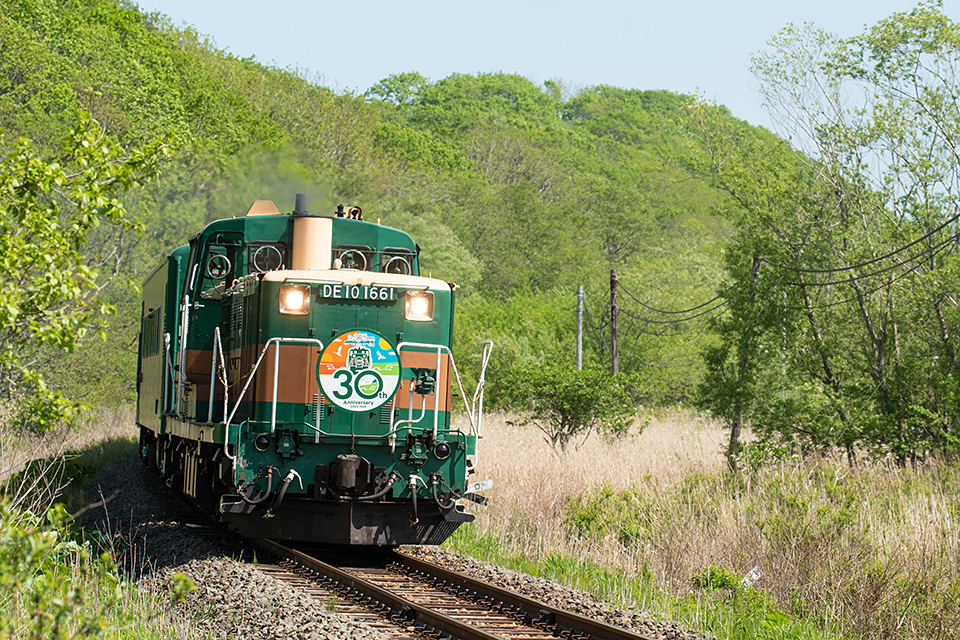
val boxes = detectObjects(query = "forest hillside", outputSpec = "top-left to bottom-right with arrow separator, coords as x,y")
8,0 -> 957,466
1,0 -> 748,408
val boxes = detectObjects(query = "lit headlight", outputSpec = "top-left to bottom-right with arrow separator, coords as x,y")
405,291 -> 434,321
279,284 -> 310,315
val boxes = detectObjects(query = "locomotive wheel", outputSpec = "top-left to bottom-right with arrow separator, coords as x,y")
138,426 -> 157,468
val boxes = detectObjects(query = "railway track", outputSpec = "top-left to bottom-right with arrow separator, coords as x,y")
250,538 -> 656,640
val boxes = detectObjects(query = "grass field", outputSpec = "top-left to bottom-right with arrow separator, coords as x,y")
4,406 -> 960,639
446,411 -> 960,640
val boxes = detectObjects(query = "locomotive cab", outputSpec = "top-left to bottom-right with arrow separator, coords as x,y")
136,195 -> 491,545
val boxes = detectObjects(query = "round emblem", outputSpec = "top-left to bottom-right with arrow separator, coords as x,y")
317,330 -> 401,412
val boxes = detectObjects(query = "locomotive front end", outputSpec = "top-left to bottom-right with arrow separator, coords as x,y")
137,196 -> 491,546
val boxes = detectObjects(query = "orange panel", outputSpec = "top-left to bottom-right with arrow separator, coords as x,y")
255,343 -> 322,404
395,351 -> 452,412
183,349 -> 213,383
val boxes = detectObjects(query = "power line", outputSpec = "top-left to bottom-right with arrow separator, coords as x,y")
779,230 -> 959,287
618,300 -> 728,325
779,238 -> 955,311
759,210 -> 960,275
616,280 -> 723,315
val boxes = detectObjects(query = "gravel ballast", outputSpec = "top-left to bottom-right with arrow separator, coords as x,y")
82,454 -> 712,640
82,455 -> 389,640
406,546 -> 714,640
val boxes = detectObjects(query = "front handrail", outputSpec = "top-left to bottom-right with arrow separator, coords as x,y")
163,333 -> 175,416
472,341 -> 493,435
391,341 -> 493,441
214,337 -> 491,465
219,336 -> 324,461
209,327 -> 228,423
468,340 -> 493,472
392,343 -> 444,439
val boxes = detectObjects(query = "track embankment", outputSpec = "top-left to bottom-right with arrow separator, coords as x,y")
82,454 -> 713,640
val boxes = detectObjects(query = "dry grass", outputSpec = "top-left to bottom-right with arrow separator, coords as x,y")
0,406 -> 135,513
464,410 -> 728,567
457,411 -> 960,640
0,406 -> 134,478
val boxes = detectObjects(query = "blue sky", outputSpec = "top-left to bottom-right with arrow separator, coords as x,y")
134,0 -> 944,132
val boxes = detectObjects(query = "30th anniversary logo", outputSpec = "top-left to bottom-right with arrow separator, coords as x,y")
317,330 -> 400,412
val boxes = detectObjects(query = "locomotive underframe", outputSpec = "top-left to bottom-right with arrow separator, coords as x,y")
139,423 -> 471,545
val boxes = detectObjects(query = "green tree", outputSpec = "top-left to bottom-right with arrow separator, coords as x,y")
693,2 -> 960,464
366,71 -> 428,116
0,111 -> 170,429
504,363 -> 639,451
0,0 -> 757,413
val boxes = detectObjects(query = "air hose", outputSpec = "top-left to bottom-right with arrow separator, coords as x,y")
430,473 -> 456,510
357,472 -> 400,501
265,469 -> 302,518
409,474 -> 419,525
238,467 -> 275,505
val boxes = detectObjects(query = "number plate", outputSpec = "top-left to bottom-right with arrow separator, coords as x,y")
468,480 -> 494,493
319,284 -> 397,302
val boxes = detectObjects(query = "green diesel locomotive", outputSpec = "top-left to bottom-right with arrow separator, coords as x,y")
136,195 -> 491,545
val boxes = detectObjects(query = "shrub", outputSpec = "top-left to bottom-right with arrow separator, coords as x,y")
0,502 -> 120,639
504,363 -> 640,451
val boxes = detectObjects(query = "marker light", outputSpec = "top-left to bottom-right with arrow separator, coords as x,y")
404,291 -> 434,321
279,284 -> 310,315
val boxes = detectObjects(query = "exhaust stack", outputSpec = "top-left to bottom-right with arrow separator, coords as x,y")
290,194 -> 332,270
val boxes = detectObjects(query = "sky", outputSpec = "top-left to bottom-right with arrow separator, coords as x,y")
134,0 -> 947,132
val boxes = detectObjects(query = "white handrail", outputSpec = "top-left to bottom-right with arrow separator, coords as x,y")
208,327 -> 229,424
163,333 -> 174,415
212,337 -> 491,468
392,341 -> 493,437
175,294 -> 190,419
468,341 -> 493,472
220,336 -> 323,461
395,343 -> 444,438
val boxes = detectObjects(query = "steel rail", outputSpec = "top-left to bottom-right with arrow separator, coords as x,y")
393,550 -> 656,640
255,538 -> 503,640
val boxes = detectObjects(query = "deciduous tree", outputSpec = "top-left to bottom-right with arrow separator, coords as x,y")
0,111 -> 170,429
504,363 -> 640,451
693,2 -> 960,464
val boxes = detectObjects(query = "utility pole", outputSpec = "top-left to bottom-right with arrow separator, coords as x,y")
610,270 -> 619,374
576,286 -> 583,370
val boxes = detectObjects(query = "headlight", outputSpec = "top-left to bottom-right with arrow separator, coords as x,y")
279,284 -> 310,315
405,291 -> 434,321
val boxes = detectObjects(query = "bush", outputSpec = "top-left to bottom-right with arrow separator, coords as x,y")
504,363 -> 640,451
0,500 -> 194,639
0,502 -> 120,639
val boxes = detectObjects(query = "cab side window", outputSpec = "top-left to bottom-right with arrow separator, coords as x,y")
198,233 -> 244,300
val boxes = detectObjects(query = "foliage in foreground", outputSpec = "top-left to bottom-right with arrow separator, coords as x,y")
0,419 -> 192,639
0,500 -> 192,640
0,113 -> 170,431
0,503 -> 114,639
